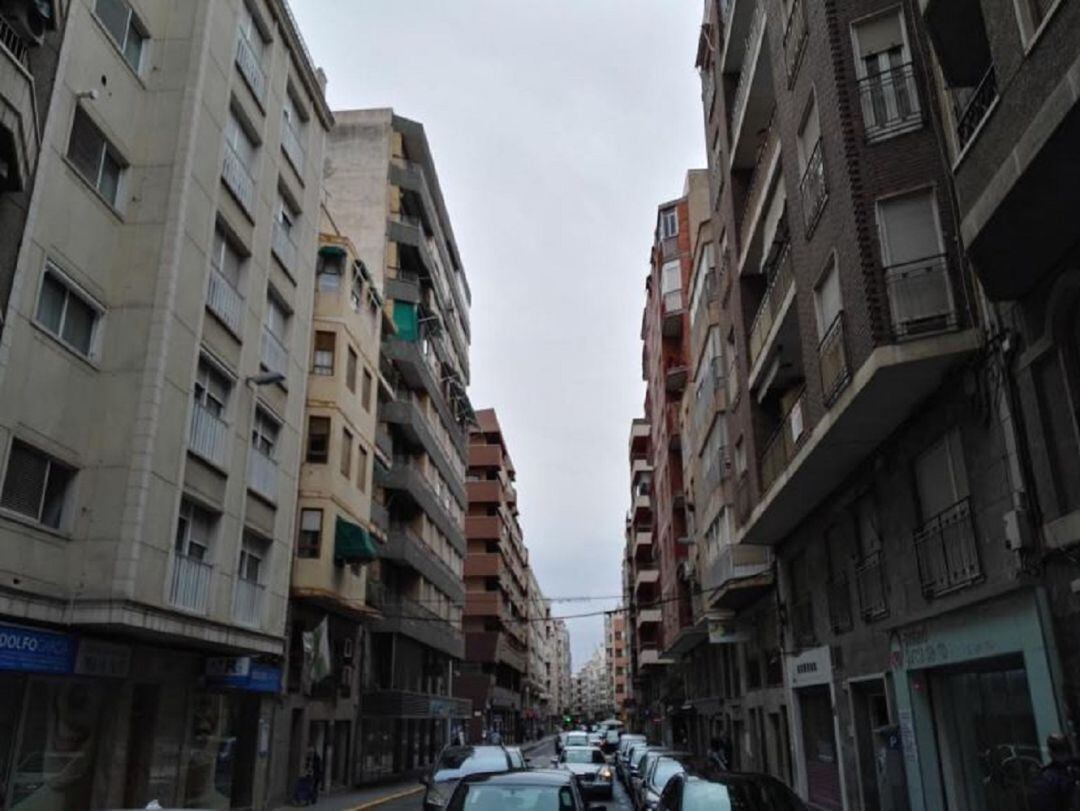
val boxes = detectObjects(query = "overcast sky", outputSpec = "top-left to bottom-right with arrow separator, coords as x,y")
293,1 -> 706,669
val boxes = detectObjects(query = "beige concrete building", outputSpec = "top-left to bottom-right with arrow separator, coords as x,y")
0,1 -> 330,808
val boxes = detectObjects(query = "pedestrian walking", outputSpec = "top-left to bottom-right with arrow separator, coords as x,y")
707,737 -> 729,773
306,746 -> 323,805
1031,733 -> 1080,811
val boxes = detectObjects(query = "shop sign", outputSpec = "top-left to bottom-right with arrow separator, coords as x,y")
431,699 -> 455,718
0,623 -> 75,674
206,656 -> 252,678
74,639 -> 130,678
205,658 -> 281,693
786,645 -> 832,688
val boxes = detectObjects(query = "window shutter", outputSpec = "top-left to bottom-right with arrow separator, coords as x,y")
1,442 -> 48,518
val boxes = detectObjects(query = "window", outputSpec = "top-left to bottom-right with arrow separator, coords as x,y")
239,533 -> 265,583
238,2 -> 266,61
734,437 -> 747,476
67,109 -> 123,206
225,110 -> 257,173
346,347 -> 358,391
281,89 -> 307,168
915,430 -> 968,521
262,293 -> 289,375
814,257 -> 842,339
94,0 -> 146,71
297,509 -> 322,558
211,226 -> 244,290
690,243 -> 716,316
313,331 -> 335,376
660,208 -> 678,238
854,11 -> 920,139
35,265 -> 100,358
340,427 -> 353,477
252,409 -> 279,459
660,260 -> 681,294
797,95 -> 821,174
357,446 -> 369,493
276,199 -> 297,240
1,441 -> 75,529
175,499 -> 214,560
362,369 -> 374,412
193,358 -> 231,418
317,254 -> 343,292
306,416 -> 330,463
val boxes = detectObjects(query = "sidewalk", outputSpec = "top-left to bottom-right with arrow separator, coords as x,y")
272,780 -> 422,811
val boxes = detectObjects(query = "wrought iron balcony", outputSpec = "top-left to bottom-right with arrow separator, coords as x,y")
759,388 -> 806,495
748,243 -> 795,369
854,549 -> 889,621
914,497 -> 982,598
884,253 -> 959,340
781,0 -> 808,84
799,139 -> 827,234
818,312 -> 850,406
858,62 -> 922,141
955,65 -> 997,151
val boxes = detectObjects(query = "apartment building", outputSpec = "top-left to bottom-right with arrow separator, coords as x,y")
523,567 -> 553,739
321,108 -> 473,780
457,407 -> 529,742
269,219 -> 387,801
552,618 -> 572,723
573,645 -> 615,723
679,0 -> 1071,808
605,612 -> 630,721
0,1 -> 330,808
0,0 -> 65,341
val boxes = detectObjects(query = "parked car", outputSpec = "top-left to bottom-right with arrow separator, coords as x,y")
421,745 -> 518,810
446,769 -> 607,811
656,772 -> 808,811
629,746 -> 669,800
587,732 -> 603,750
616,734 -> 647,784
505,746 -> 527,770
635,749 -> 689,809
639,755 -> 687,811
602,728 -> 621,755
551,745 -> 614,800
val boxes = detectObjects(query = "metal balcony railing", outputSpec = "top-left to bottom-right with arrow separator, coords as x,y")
759,388 -> 806,494
914,497 -> 982,597
738,114 -> 779,251
235,32 -> 267,102
222,142 -> 255,214
826,572 -> 853,634
232,577 -> 264,627
799,139 -> 827,234
748,243 -> 795,369
858,62 -> 921,140
789,594 -> 816,648
247,447 -> 278,503
730,3 -> 766,139
272,220 -> 298,274
818,312 -> 850,406
0,14 -> 29,69
260,326 -> 288,378
189,402 -> 229,467
169,553 -> 212,613
281,118 -> 306,172
884,253 -> 958,340
207,267 -> 244,334
782,0 -> 808,83
854,549 -> 889,620
955,65 -> 997,151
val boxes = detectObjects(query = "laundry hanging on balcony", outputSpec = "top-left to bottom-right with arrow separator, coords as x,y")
334,515 -> 377,565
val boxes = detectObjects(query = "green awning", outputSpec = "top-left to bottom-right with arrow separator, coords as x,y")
393,301 -> 419,342
319,245 -> 347,257
334,516 -> 377,565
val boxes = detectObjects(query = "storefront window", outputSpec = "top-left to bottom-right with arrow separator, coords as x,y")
798,685 -> 842,811
181,692 -> 257,811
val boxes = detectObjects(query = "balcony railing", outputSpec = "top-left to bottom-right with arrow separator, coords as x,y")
235,32 -> 267,103
663,289 -> 684,314
169,553 -> 212,613
0,14 -> 29,69
826,572 -> 853,634
782,0 -> 808,83
955,65 -> 997,151
222,143 -> 255,214
207,268 -> 244,334
818,312 -> 850,406
759,388 -> 806,494
884,254 -> 958,340
789,594 -> 816,648
730,2 -> 766,138
858,63 -> 921,140
281,119 -> 306,173
799,139 -> 827,234
854,550 -> 888,620
914,497 -> 982,598
232,577 -> 265,627
247,447 -> 278,503
739,114 -> 778,247
272,221 -> 299,275
748,243 -> 795,369
189,402 -> 229,468
260,326 -> 288,378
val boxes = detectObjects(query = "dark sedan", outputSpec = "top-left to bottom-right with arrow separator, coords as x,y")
447,769 -> 607,811
421,745 -> 519,810
656,772 -> 808,811
552,746 -> 614,799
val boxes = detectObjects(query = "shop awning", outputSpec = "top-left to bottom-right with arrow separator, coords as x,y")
334,516 -> 377,565
318,244 -> 347,258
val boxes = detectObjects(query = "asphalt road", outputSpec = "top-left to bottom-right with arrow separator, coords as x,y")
380,737 -> 634,811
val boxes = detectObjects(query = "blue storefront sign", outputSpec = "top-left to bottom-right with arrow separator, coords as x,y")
205,657 -> 282,693
0,623 -> 76,674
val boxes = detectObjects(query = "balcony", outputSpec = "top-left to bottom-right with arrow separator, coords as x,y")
914,497 -> 982,598
737,117 -> 781,261
383,339 -> 466,455
885,254 -> 959,340
372,592 -> 464,659
383,398 -> 467,506
633,530 -> 653,560
858,63 -> 922,142
222,143 -> 255,215
168,553 -> 212,614
383,528 -> 465,602
0,15 -> 39,192
759,389 -> 807,494
798,139 -> 827,235
729,3 -> 773,170
466,514 -> 504,542
247,447 -> 278,503
206,267 -> 244,335
637,608 -> 662,628
376,461 -> 466,552
661,289 -> 685,337
665,359 -> 689,393
465,590 -> 502,617
464,552 -> 501,579
272,221 -> 299,276
281,119 -> 305,174
781,0 -> 808,84
470,443 -> 505,469
854,550 -> 889,621
631,457 -> 652,484
632,486 -> 652,519
235,31 -> 267,103
467,479 -> 503,505
955,65 -> 997,152
260,326 -> 288,379
705,543 -> 774,611
818,312 -> 850,406
189,402 -> 229,468
634,567 -> 660,596
747,243 -> 796,375
232,577 -> 265,628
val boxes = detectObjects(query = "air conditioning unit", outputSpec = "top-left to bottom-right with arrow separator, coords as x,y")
0,0 -> 54,46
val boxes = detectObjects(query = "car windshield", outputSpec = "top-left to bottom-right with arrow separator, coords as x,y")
564,748 -> 605,764
565,733 -> 589,747
650,759 -> 684,790
433,748 -> 510,782
449,783 -> 577,811
683,778 -> 806,811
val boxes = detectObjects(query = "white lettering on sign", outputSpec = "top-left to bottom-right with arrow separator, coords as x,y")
796,662 -> 818,675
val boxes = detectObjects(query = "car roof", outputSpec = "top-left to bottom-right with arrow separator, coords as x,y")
463,769 -> 574,787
